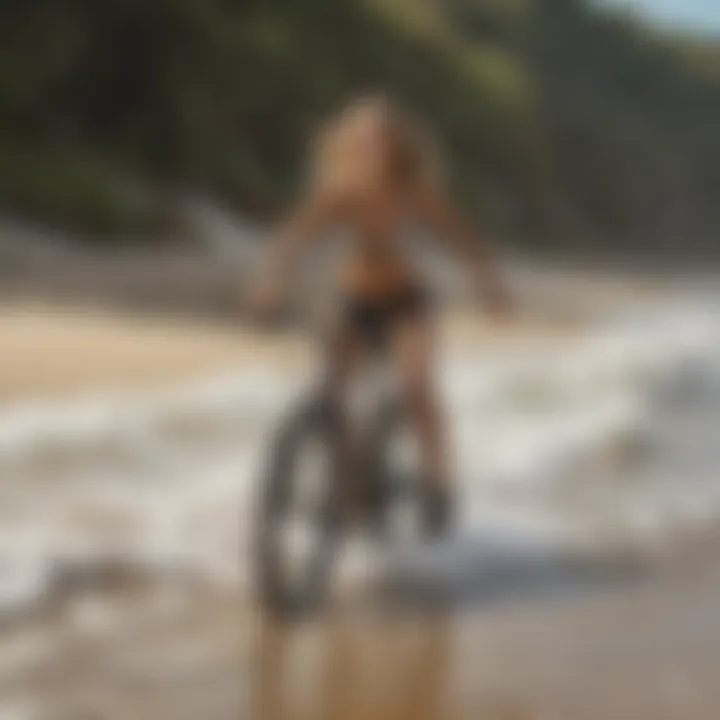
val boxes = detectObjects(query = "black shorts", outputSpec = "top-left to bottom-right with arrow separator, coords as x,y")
343,285 -> 431,350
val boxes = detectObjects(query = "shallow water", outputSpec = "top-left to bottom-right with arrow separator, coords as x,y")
0,290 -> 719,615
2,289 -> 720,718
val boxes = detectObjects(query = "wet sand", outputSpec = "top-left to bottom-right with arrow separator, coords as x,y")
1,538 -> 719,720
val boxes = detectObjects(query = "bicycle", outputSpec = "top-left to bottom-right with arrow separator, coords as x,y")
252,333 -> 427,618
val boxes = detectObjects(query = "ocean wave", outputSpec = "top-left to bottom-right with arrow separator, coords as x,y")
1,294 -> 719,613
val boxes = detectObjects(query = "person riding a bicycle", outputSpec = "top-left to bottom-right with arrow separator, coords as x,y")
248,95 -> 512,537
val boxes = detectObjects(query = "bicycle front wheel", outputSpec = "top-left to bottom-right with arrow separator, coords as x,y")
253,394 -> 345,617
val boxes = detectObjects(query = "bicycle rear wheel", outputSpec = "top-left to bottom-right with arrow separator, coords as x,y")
371,401 -> 427,544
253,393 -> 345,617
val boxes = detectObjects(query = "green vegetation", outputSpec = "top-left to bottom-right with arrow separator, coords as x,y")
1,0 -> 719,254
0,143 -> 161,235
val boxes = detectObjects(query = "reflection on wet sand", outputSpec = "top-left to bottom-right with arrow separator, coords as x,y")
253,612 -> 451,720
2,552 -> 720,720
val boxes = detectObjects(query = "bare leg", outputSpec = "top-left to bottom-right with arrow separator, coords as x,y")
394,315 -> 451,534
323,320 -> 369,504
394,315 -> 447,486
323,319 -> 363,400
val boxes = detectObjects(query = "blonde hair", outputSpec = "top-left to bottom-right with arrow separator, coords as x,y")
310,95 -> 442,197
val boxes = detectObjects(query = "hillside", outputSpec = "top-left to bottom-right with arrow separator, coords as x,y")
1,0 -> 719,255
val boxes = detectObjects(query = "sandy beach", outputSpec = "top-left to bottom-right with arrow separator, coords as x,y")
0,299 -> 575,403
0,302 -> 314,403
1,292 -> 720,720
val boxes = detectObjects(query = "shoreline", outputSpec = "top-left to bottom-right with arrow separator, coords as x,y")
0,299 -> 577,406
2,285 -> 720,719
1,525 -> 719,720
0,301 -> 312,404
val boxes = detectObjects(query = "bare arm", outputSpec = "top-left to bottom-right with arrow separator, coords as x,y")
414,184 -> 510,310
248,192 -> 345,318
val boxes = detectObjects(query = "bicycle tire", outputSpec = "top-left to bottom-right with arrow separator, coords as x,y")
253,391 -> 345,617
